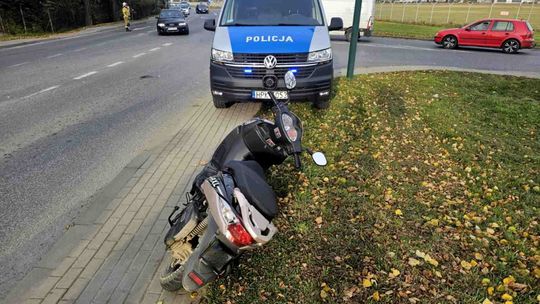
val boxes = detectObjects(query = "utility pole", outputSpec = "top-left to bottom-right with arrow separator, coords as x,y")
19,4 -> 27,33
346,0 -> 363,78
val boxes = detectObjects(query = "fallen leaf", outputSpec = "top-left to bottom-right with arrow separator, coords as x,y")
362,278 -> 373,288
501,293 -> 512,301
389,268 -> 400,279
373,291 -> 380,301
395,209 -> 403,216
460,260 -> 472,270
315,217 -> 323,224
408,258 -> 421,267
482,299 -> 493,304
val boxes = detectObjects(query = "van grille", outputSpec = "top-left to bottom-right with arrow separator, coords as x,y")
233,53 -> 309,64
226,66 -> 315,79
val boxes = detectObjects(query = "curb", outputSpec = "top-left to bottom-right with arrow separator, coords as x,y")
335,65 -> 540,79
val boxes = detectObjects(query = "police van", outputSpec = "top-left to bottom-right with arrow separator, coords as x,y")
204,0 -> 343,109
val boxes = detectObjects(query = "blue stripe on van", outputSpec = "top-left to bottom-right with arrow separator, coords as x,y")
228,26 -> 315,54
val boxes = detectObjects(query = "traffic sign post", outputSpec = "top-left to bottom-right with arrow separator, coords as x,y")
346,0 -> 362,79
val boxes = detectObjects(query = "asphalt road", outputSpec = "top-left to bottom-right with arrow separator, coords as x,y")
0,14 -> 539,298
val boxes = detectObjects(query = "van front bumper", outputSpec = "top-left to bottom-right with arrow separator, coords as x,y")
210,61 -> 333,102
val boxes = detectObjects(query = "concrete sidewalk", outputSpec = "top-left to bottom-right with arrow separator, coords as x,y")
4,101 -> 260,304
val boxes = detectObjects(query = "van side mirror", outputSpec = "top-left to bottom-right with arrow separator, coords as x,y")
328,17 -> 343,31
204,19 -> 216,31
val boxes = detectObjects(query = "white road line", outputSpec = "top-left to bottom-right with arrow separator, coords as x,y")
73,47 -> 88,52
46,53 -> 63,59
73,71 -> 97,80
163,43 -> 173,47
146,30 -> 154,33
8,62 -> 29,68
133,52 -> 146,58
133,26 -> 150,31
24,85 -> 60,99
136,33 -> 145,37
107,61 -> 124,67
149,47 -> 161,52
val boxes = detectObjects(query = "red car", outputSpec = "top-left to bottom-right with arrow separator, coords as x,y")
434,19 -> 535,54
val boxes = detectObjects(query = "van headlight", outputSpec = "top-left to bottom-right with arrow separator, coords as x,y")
307,48 -> 332,62
212,49 -> 234,62
158,23 -> 165,27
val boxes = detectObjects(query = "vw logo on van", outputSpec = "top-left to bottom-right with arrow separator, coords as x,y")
263,55 -> 277,69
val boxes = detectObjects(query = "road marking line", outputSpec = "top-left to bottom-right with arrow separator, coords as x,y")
149,47 -> 161,52
163,43 -> 173,47
73,47 -> 87,52
8,62 -> 29,68
24,85 -> 60,99
146,30 -> 154,33
133,26 -> 150,31
133,52 -> 146,58
74,71 -> 97,80
107,61 -> 124,67
46,53 -> 63,59
136,33 -> 145,36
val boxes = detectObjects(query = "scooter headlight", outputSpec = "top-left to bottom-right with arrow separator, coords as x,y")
212,49 -> 234,62
307,48 -> 332,62
281,113 -> 298,142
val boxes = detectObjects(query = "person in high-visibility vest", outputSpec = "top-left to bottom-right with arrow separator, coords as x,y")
122,2 -> 131,32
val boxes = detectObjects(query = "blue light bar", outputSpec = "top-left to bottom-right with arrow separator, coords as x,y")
244,69 -> 253,73
289,68 -> 298,74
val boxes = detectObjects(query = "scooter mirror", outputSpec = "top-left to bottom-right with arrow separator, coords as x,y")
284,71 -> 296,90
312,152 -> 327,166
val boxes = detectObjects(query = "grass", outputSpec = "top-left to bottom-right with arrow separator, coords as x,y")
204,71 -> 540,303
375,3 -> 540,29
374,21 -> 447,40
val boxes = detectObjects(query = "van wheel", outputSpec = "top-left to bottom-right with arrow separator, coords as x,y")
345,28 -> 359,42
313,98 -> 330,109
502,39 -> 520,54
212,96 -> 232,108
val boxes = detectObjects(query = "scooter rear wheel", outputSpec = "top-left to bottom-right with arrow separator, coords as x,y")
160,258 -> 186,292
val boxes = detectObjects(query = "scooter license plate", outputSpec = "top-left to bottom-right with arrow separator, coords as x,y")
251,91 -> 288,100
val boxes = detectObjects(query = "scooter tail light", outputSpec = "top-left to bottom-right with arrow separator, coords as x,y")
227,222 -> 255,246
188,271 -> 204,286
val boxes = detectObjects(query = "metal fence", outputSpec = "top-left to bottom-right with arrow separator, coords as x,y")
375,2 -> 539,28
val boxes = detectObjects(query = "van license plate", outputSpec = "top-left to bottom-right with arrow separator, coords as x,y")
252,91 -> 288,100
167,27 -> 177,30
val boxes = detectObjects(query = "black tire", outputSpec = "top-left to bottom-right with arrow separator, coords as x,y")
502,39 -> 520,54
442,35 -> 458,49
212,96 -> 232,108
345,28 -> 361,42
160,261 -> 185,292
185,28 -> 189,35
313,98 -> 330,109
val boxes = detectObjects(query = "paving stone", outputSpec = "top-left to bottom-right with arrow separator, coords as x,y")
87,231 -> 109,250
79,258 -> 104,279
62,277 -> 89,300
50,257 -> 76,277
27,276 -> 60,299
94,240 -> 116,259
55,267 -> 83,289
73,249 -> 96,268
108,225 -> 127,241
41,288 -> 67,304
140,292 -> 160,304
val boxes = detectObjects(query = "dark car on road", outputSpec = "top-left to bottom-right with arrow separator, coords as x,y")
196,2 -> 209,14
156,9 -> 189,35
434,19 -> 535,54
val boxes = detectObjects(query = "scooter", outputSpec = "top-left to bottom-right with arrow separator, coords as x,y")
159,71 -> 327,292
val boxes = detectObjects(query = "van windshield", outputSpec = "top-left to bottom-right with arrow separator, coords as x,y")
220,0 -> 324,26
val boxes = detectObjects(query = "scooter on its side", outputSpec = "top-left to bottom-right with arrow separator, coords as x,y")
159,71 -> 327,292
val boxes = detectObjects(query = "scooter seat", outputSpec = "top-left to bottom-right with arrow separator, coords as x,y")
225,160 -> 278,220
